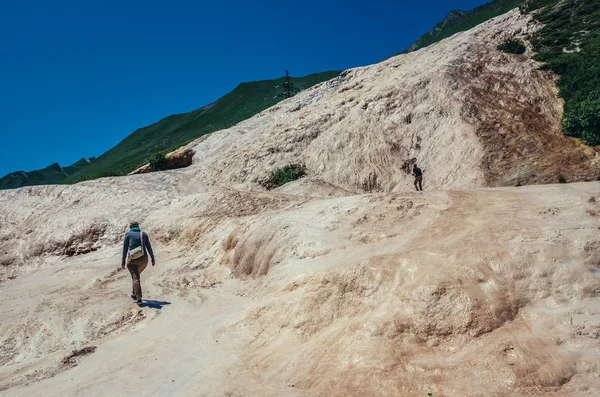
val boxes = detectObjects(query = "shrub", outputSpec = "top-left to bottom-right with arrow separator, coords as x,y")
497,38 -> 526,54
563,97 -> 600,145
261,164 -> 306,189
149,153 -> 168,171
558,175 -> 567,184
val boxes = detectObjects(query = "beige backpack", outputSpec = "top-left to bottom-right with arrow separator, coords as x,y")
128,231 -> 145,260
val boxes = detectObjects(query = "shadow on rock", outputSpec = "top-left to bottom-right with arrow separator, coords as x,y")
138,300 -> 172,309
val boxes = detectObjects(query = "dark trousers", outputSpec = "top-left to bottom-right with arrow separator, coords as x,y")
414,175 -> 423,191
127,255 -> 148,300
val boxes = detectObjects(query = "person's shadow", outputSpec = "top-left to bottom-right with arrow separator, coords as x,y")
138,300 -> 172,309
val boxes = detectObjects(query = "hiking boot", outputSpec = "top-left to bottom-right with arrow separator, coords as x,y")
136,299 -> 143,304
131,294 -> 136,300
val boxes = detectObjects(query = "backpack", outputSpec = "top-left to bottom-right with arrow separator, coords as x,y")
128,231 -> 145,259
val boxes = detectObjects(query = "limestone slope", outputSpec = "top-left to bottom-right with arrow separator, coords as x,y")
1,8 -> 600,397
2,182 -> 600,396
182,9 -> 598,192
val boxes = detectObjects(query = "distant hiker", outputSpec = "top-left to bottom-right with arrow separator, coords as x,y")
121,221 -> 155,304
413,164 -> 423,191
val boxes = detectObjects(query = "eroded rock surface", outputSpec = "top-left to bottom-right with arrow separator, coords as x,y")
1,9 -> 600,397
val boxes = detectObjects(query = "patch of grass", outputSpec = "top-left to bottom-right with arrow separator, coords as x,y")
261,164 -> 306,190
497,38 -> 526,54
524,0 -> 600,146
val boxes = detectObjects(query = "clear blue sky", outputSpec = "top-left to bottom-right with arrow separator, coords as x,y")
0,0 -> 489,176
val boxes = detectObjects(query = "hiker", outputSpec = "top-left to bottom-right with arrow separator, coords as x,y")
121,221 -> 155,304
413,163 -> 423,191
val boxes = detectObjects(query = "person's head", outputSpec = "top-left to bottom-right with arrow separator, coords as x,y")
129,221 -> 139,229
413,164 -> 418,169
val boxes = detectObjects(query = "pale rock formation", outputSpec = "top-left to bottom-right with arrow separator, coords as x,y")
1,9 -> 600,397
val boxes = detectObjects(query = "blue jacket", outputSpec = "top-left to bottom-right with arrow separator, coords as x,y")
122,229 -> 155,266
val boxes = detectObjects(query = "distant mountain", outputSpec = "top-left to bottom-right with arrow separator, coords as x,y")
404,0 -> 522,53
0,158 -> 94,190
65,71 -> 340,183
63,71 -> 340,184
0,71 -> 340,189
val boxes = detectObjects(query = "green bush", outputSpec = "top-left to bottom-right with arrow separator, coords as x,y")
149,153 -> 168,171
497,38 -> 526,54
563,96 -> 600,145
261,164 -> 306,189
558,175 -> 567,184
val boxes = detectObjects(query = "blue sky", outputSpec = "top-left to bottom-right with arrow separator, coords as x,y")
0,0 -> 490,176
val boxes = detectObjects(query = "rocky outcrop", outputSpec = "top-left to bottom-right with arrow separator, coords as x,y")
129,148 -> 196,175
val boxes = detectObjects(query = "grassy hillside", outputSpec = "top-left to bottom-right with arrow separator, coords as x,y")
0,71 -> 339,189
0,158 -> 94,190
404,0 -> 523,52
63,71 -> 339,183
524,0 -> 600,144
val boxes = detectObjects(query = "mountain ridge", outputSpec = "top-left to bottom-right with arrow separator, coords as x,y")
404,0 -> 522,53
0,158 -> 95,190
0,71 -> 340,190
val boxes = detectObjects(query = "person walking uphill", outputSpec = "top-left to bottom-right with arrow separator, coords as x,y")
121,221 -> 155,304
413,164 -> 423,191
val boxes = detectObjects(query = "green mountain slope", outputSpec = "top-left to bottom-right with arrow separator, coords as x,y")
525,0 -> 600,144
0,158 -> 94,190
404,0 -> 522,53
62,71 -> 340,183
0,71 -> 339,189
